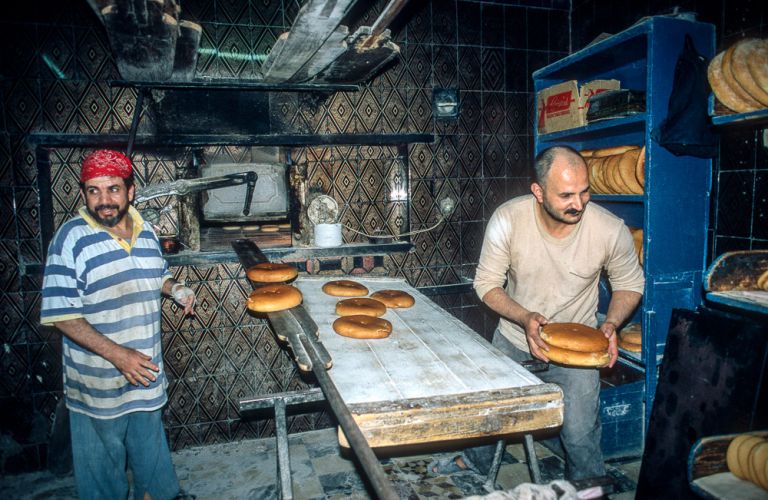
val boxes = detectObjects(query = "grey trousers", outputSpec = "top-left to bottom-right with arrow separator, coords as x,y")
463,330 -> 606,481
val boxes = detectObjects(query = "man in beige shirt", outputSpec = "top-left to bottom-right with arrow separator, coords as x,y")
438,146 -> 644,481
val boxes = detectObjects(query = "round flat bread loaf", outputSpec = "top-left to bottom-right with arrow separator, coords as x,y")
606,154 -> 629,194
747,40 -> 768,102
336,297 -> 387,317
635,146 -> 645,188
618,149 -> 643,194
620,323 -> 642,344
709,51 -> 759,113
261,224 -> 281,232
723,42 -> 765,110
728,434 -> 754,479
333,315 -> 392,339
588,157 -> 607,194
738,436 -> 765,482
731,39 -> 768,107
749,441 -> 768,489
543,344 -> 611,367
369,290 -> 415,308
246,262 -> 298,283
247,284 -> 302,313
540,323 -> 609,352
757,269 -> 768,291
322,280 -> 369,297
619,338 -> 642,353
594,156 -> 612,194
592,145 -> 639,157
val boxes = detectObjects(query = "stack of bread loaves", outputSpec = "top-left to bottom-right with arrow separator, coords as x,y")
726,434 -> 768,490
580,146 -> 645,194
540,323 -> 610,367
245,263 -> 302,312
618,323 -> 642,353
708,38 -> 768,113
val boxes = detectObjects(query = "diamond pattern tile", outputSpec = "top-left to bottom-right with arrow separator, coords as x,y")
483,135 -> 505,178
458,91 -> 480,134
458,47 -> 481,91
77,81 -> 112,134
433,45 -> 458,88
405,44 -> 432,89
461,221 -> 485,265
482,92 -> 504,135
0,293 -> 25,344
11,136 -> 37,187
0,188 -> 15,240
459,134 -> 481,178
29,341 -> 61,393
41,80 -> 79,133
217,24 -> 252,78
76,27 -> 118,81
460,178 -> 483,221
0,240 -> 21,295
433,0 -> 457,45
4,79 -> 41,133
406,1 -> 432,45
433,135 -> 458,178
484,178 -> 506,218
482,48 -> 504,91
38,26 -> 76,80
0,343 -> 28,398
250,0 -> 284,27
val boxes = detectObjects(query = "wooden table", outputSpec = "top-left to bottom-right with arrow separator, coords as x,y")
294,276 -> 564,449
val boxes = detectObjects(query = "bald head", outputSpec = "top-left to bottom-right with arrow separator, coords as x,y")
534,146 -> 586,187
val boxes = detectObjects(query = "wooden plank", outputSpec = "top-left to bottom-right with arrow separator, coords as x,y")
294,276 -> 564,448
295,277 -> 544,403
289,26 -> 349,83
338,384 -> 563,448
300,0 -> 408,83
262,0 -> 358,83
314,28 -> 401,84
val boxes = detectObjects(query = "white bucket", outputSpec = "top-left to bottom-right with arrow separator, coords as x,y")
314,223 -> 342,247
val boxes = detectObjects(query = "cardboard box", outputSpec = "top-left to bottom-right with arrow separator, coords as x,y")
537,79 -> 620,134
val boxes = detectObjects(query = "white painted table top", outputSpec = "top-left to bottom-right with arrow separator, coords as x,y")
295,276 -> 546,406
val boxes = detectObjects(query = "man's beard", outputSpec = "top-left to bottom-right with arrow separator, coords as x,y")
542,198 -> 583,225
88,204 -> 129,228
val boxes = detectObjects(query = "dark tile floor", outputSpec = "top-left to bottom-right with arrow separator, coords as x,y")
0,428 -> 641,499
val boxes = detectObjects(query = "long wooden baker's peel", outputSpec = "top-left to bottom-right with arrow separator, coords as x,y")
232,239 -> 332,371
262,0 -> 358,82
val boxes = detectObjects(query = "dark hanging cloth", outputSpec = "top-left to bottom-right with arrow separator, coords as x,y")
652,34 -> 718,158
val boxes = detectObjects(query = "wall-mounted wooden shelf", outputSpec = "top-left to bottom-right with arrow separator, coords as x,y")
28,133 -> 435,148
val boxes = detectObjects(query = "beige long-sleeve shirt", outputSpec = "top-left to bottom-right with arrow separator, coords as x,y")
474,195 -> 645,351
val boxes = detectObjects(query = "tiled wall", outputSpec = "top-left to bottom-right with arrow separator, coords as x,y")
0,0 -> 570,472
572,0 -> 768,257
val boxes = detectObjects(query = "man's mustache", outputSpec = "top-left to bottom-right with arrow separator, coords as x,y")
95,204 -> 119,211
565,208 -> 581,215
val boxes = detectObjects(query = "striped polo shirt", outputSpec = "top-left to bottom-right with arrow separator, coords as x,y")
41,205 -> 172,419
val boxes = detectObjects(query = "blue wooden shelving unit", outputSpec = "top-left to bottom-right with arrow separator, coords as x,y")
533,16 -> 715,458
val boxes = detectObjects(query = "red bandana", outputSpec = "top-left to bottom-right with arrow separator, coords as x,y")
80,150 -> 133,183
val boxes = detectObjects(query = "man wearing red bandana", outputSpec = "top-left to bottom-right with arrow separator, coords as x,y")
41,149 -> 196,499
